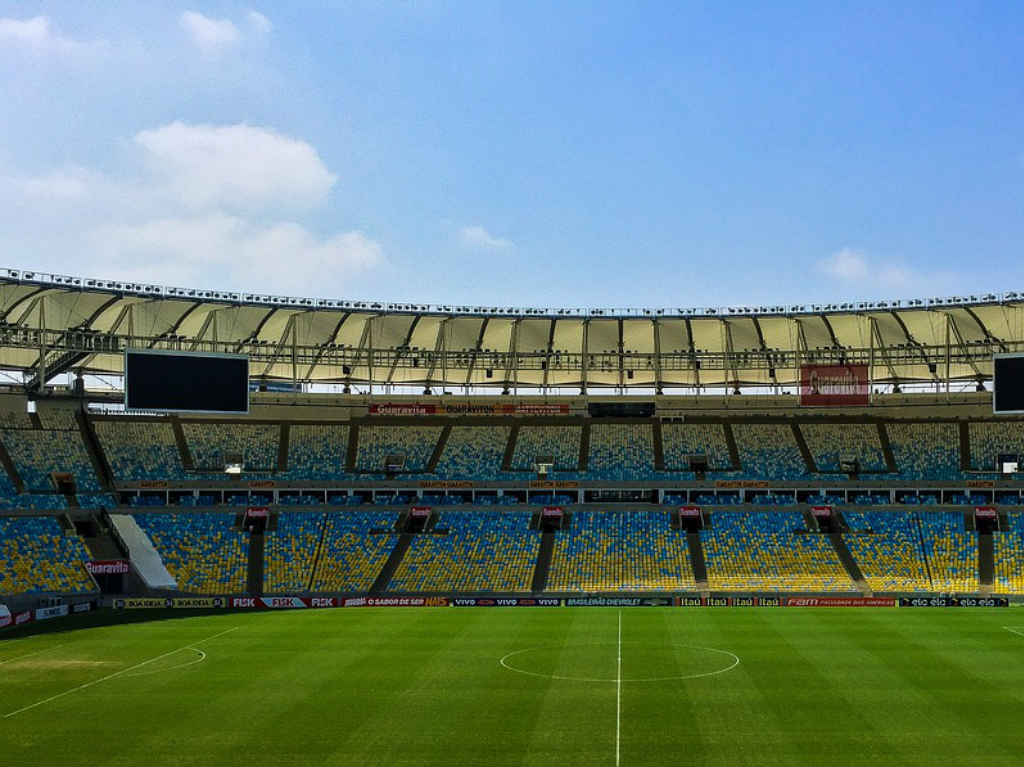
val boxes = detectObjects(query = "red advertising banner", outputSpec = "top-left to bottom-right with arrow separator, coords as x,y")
679,506 -> 702,517
799,364 -> 870,406
409,506 -> 432,518
542,506 -> 564,517
784,597 -> 896,607
85,560 -> 131,575
811,506 -> 833,517
975,506 -> 998,518
245,507 -> 270,518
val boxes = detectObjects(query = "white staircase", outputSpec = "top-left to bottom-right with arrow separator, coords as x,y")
110,514 -> 177,589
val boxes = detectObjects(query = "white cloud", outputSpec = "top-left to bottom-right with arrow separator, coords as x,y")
459,225 -> 513,250
0,16 -> 105,56
90,215 -> 382,293
247,11 -> 273,37
134,122 -> 336,212
0,122 -> 385,295
180,11 -> 241,54
819,247 -> 870,281
817,247 -> 959,294
180,10 -> 271,54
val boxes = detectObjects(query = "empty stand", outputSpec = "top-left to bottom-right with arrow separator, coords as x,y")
0,516 -> 95,594
547,511 -> 695,591
702,511 -> 852,592
134,513 -> 248,594
388,512 -> 539,592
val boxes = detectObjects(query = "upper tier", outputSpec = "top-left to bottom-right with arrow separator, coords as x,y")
2,267 -> 1021,387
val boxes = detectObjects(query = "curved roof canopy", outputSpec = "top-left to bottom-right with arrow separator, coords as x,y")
1,268 -> 1022,389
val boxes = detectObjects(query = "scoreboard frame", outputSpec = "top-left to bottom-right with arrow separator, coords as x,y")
124,348 -> 250,414
993,353 -> 1024,414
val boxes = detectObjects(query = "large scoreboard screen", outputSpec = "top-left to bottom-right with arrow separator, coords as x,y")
993,354 -> 1024,414
125,349 -> 249,413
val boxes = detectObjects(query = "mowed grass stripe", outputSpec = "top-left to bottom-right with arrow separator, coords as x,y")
3,609 -> 1024,765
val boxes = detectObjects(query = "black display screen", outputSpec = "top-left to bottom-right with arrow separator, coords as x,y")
125,350 -> 249,413
994,355 -> 1024,413
587,402 -> 656,418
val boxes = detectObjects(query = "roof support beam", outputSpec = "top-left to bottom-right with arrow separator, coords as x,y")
259,314 -> 298,379
869,316 -> 899,382
684,318 -> 700,390
424,317 -> 450,390
386,315 -> 422,385
463,318 -> 489,388
652,319 -> 663,393
889,311 -> 937,381
963,306 -> 1007,352
541,319 -> 556,392
302,312 -> 351,381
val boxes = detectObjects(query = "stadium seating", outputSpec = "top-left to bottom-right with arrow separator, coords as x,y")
356,425 -> 443,473
732,424 -> 807,480
389,512 -> 539,592
183,423 -> 279,472
969,422 -> 1024,473
134,513 -> 248,594
661,422 -> 731,471
802,423 -> 887,472
546,511 -> 696,591
0,516 -> 95,594
93,419 -> 186,480
1,429 -> 102,491
994,513 -> 1024,593
511,425 -> 581,470
264,511 -> 325,593
702,512 -> 852,591
309,512 -> 399,592
434,425 -> 511,478
284,424 -> 350,480
918,512 -> 977,592
887,422 -> 960,481
588,424 -> 656,480
843,511 -> 931,591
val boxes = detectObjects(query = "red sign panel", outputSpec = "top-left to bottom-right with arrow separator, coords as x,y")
811,506 -> 833,517
679,506 -> 702,517
799,364 -> 869,406
85,560 -> 131,575
542,506 -> 564,517
409,506 -> 432,517
246,507 -> 270,518
975,506 -> 998,518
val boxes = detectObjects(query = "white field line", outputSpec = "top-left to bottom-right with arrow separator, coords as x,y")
1003,626 -> 1024,638
0,643 -> 64,666
616,610 -> 622,767
3,626 -> 239,719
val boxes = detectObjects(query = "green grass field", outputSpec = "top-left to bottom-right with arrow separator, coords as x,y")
3,607 -> 1024,766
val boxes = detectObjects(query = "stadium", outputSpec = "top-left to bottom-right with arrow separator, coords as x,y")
4,268 -> 1024,764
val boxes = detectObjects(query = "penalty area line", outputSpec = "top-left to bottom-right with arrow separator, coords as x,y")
2,626 -> 239,719
1003,626 -> 1024,638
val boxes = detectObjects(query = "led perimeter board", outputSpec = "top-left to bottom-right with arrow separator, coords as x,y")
993,354 -> 1024,414
125,349 -> 249,413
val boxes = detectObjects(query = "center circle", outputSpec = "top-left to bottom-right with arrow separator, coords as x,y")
499,641 -> 739,683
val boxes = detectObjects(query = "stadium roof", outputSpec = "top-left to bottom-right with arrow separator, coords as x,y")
1,267 -> 1022,390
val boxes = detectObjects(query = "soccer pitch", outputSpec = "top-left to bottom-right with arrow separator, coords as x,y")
2,607 -> 1024,766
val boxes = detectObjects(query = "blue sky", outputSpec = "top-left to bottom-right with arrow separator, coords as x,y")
0,1 -> 1021,308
